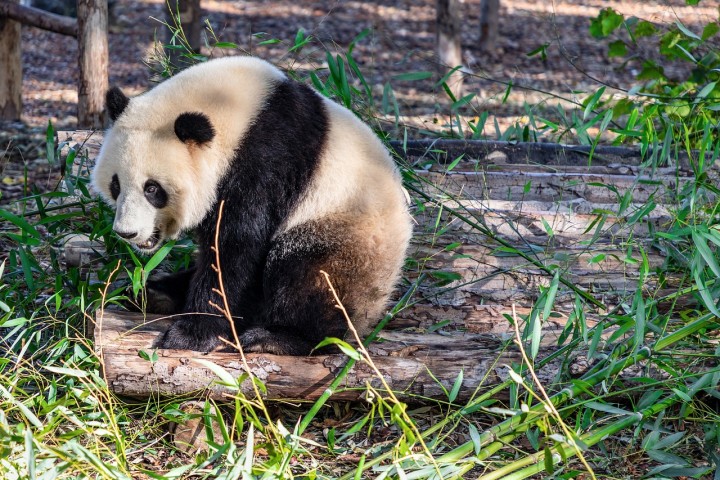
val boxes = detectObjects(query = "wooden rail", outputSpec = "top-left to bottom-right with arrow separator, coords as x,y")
0,1 -> 107,127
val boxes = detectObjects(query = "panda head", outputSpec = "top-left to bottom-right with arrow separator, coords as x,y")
91,57 -> 287,253
91,87 -> 218,254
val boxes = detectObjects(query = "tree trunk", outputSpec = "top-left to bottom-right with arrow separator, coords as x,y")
479,0 -> 499,52
77,0 -> 108,129
165,0 -> 202,70
0,0 -> 22,121
436,0 -> 463,99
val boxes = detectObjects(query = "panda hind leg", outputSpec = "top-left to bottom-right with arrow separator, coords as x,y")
243,219 -> 384,356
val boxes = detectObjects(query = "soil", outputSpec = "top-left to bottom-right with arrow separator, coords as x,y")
0,0 -> 715,211
1,0 -> 715,199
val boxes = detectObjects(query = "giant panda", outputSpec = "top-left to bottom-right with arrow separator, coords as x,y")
91,56 -> 413,356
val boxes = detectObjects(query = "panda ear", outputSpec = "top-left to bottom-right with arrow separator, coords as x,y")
106,87 -> 129,122
174,112 -> 216,146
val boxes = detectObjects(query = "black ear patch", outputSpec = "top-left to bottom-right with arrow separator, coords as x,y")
106,87 -> 130,122
174,112 -> 215,145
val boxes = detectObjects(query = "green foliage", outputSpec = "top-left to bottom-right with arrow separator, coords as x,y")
1,5 -> 720,479
586,3 -> 720,149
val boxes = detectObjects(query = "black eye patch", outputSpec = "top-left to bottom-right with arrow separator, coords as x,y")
144,180 -> 168,209
110,174 -> 120,200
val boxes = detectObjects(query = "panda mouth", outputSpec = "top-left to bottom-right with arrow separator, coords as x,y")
136,230 -> 161,251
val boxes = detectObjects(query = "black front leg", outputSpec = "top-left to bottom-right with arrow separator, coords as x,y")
154,201 -> 272,353
152,263 -> 236,352
144,267 -> 196,314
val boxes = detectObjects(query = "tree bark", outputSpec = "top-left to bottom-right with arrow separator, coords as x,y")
0,2 -> 77,36
77,0 -> 108,129
436,0 -> 464,99
479,0 -> 499,52
95,311 -> 562,402
0,0 -> 22,121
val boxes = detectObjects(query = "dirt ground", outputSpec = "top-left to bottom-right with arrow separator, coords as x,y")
1,0 -> 717,202
15,0 -> 718,127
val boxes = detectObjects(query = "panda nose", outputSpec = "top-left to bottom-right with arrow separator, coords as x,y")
115,229 -> 138,240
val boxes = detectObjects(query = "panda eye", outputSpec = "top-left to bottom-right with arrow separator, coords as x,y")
110,174 -> 120,200
143,180 -> 168,209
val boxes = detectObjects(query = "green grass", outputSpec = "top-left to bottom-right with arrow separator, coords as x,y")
1,10 -> 720,479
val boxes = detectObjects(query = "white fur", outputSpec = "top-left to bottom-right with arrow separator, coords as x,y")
92,56 -> 412,265
92,57 -> 285,249
282,99 -> 409,233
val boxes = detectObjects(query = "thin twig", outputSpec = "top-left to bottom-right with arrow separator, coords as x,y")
209,200 -> 274,443
319,270 -> 442,479
210,201 -> 241,347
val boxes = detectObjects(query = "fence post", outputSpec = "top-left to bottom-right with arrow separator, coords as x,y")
436,0 -> 464,99
0,0 -> 22,121
77,0 -> 108,128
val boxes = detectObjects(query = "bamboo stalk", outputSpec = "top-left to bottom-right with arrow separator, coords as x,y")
436,313 -> 715,474
481,393 -> 681,480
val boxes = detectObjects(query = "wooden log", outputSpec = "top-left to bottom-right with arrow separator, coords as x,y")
96,307 -> 676,403
0,1 -> 77,36
391,139 -> 698,174
77,0 -> 108,129
96,310 -> 567,402
414,199 -> 671,245
0,0 -> 22,121
419,170 -> 682,204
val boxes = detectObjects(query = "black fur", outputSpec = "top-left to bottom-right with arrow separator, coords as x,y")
252,220 -> 359,355
106,87 -> 129,122
174,112 -> 216,145
144,180 -> 168,209
154,80 -> 332,354
144,268 -> 196,314
110,174 -> 120,200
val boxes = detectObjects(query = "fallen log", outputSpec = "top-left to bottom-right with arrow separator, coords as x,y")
96,310 -> 569,402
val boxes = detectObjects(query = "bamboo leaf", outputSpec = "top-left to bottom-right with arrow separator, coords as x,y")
192,358 -> 238,386
468,423 -> 482,455
144,241 -> 175,278
693,270 -> 720,317
448,369 -> 464,402
692,231 -> 720,277
675,19 -> 701,40
315,338 -> 361,360
393,71 -> 433,82
583,87 -> 606,120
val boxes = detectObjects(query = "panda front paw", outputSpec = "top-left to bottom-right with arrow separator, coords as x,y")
153,316 -> 231,353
